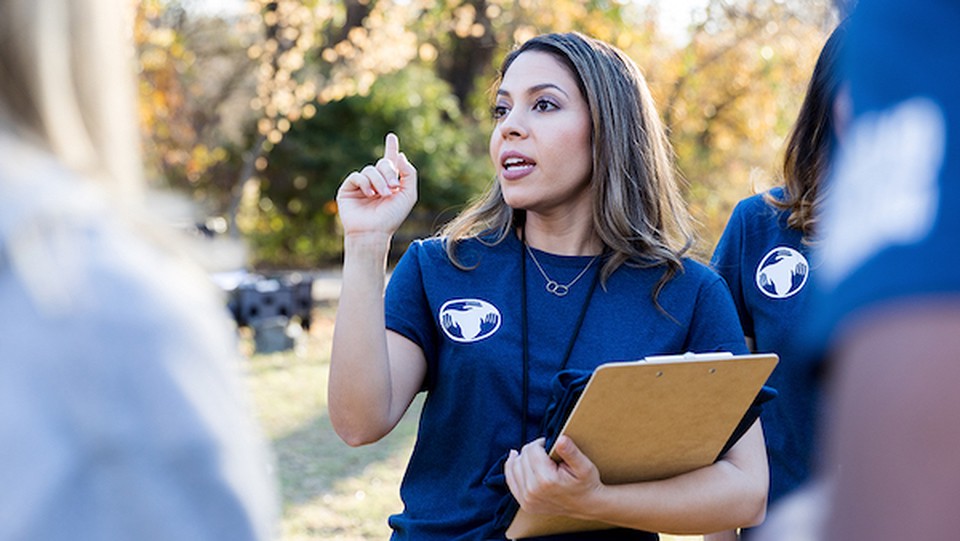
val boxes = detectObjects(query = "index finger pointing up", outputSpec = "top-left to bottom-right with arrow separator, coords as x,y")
384,132 -> 400,164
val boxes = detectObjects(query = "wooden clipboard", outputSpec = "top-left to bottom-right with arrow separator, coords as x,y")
506,352 -> 778,539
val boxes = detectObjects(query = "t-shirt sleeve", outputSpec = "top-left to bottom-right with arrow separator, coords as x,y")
384,240 -> 439,385
711,201 -> 755,338
685,273 -> 751,355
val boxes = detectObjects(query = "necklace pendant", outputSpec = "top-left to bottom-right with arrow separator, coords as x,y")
525,244 -> 598,298
546,281 -> 569,296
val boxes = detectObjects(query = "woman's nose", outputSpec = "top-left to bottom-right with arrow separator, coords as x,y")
498,109 -> 527,139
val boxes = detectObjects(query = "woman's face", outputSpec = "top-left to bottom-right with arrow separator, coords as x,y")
489,50 -> 594,217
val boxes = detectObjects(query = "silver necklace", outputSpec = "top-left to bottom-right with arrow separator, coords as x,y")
525,245 -> 599,297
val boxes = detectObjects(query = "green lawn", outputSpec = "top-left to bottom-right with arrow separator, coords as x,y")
244,302 -> 701,540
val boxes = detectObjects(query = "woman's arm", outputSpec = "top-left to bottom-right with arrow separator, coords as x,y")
506,420 -> 768,534
824,304 -> 960,540
327,133 -> 426,447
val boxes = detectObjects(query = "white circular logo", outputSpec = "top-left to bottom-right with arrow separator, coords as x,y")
439,298 -> 502,343
755,246 -> 809,299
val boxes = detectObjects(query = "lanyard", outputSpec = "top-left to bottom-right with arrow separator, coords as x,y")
519,228 -> 601,447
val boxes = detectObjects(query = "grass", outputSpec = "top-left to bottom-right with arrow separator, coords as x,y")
244,302 -> 701,540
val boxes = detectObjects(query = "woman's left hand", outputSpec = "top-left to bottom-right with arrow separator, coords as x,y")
504,436 -> 603,518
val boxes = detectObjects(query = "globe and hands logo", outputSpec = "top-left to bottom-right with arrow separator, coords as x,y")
755,247 -> 809,299
439,299 -> 502,343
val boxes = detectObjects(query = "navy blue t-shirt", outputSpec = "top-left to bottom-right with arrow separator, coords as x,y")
384,232 -> 748,540
711,188 -> 821,507
811,0 -> 960,345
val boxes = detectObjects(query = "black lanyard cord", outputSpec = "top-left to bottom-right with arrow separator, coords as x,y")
519,227 -> 602,447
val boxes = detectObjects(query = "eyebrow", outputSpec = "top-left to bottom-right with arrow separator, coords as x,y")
496,83 -> 571,99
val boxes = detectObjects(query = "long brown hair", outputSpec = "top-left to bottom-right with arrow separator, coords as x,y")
440,32 -> 694,300
768,21 -> 849,239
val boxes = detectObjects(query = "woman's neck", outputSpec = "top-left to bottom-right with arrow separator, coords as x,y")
521,213 -> 603,256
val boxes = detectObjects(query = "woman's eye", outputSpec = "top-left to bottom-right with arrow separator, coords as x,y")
534,99 -> 558,112
491,105 -> 509,119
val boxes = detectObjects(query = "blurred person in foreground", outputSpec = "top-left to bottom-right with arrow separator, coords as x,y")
707,21 -> 849,541
0,0 -> 277,539
755,0 -> 960,539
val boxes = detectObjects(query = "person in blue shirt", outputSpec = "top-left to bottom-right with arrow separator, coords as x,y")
812,0 -> 960,539
755,0 -> 960,539
329,32 -> 767,540
709,22 -> 848,540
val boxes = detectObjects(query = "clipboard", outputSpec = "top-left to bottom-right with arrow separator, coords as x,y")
506,352 -> 778,539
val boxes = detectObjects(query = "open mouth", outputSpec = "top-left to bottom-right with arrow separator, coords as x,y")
503,156 -> 535,171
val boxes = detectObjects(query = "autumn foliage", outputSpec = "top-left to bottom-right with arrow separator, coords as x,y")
135,0 -> 836,268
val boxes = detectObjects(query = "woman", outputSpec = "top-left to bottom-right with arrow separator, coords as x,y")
330,32 -> 767,540
709,22 -> 848,540
0,0 -> 277,538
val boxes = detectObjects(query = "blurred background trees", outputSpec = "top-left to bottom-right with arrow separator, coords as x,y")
135,0 -> 838,269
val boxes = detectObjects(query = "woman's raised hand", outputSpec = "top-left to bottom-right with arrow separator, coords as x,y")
336,132 -> 418,238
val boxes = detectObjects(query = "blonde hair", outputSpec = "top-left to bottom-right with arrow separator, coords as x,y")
0,0 -> 241,296
441,32 -> 693,299
0,0 -> 142,202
